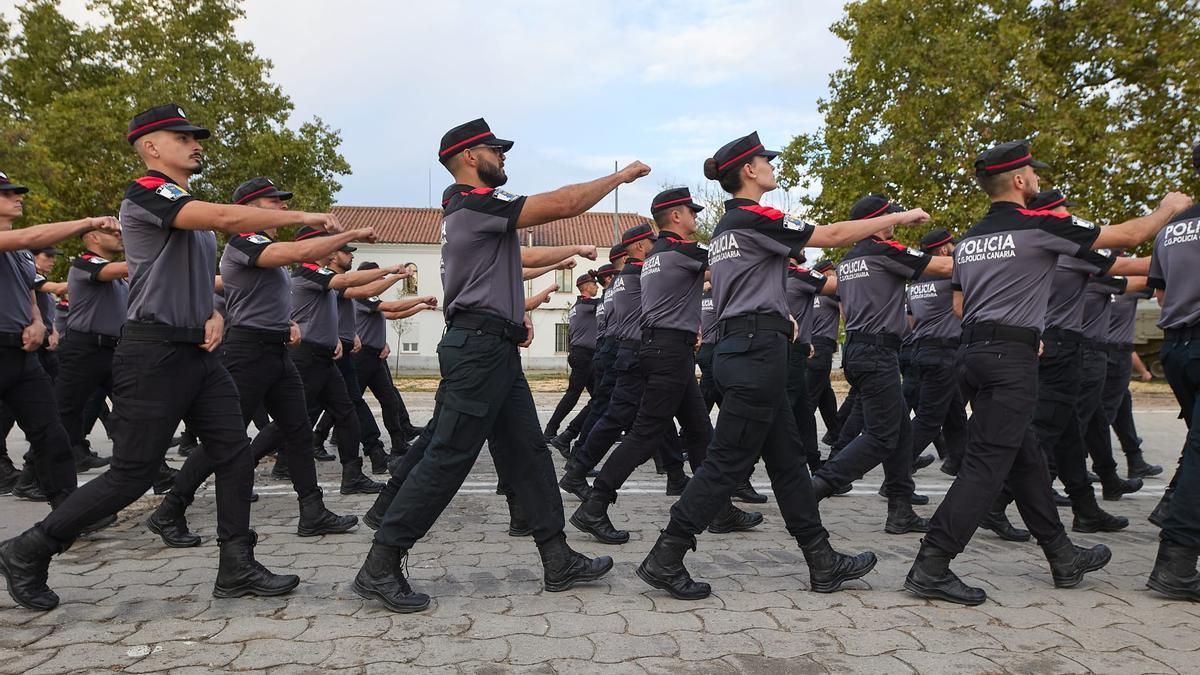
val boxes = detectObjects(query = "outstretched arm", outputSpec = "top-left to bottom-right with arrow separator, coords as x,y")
516,162 -> 651,229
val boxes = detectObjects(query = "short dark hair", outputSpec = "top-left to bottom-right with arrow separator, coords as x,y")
976,169 -> 1016,197
652,205 -> 680,228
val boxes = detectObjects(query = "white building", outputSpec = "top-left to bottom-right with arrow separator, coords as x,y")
331,205 -> 651,373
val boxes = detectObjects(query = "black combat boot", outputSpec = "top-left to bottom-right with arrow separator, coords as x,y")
505,493 -> 532,537
1127,451 -> 1163,479
550,429 -> 578,459
558,458 -> 591,501
878,486 -> 929,505
940,455 -> 960,476
213,532 -> 300,598
364,479 -> 400,530
569,492 -> 629,544
270,459 -> 290,480
73,443 -> 109,472
1071,493 -> 1128,532
913,453 -> 935,471
177,429 -> 201,457
11,465 -> 46,502
352,542 -> 431,613
389,433 -> 410,457
708,502 -> 763,534
904,539 -> 986,605
0,527 -> 64,610
1100,472 -> 1143,501
810,475 -> 849,500
636,531 -> 710,600
152,462 -> 177,495
1147,540 -> 1200,601
313,442 -> 336,462
1042,534 -> 1111,588
340,458 -> 384,494
296,491 -> 358,537
800,534 -> 877,593
1149,489 -> 1173,528
538,533 -> 613,592
733,478 -> 768,504
0,455 -> 19,494
885,498 -> 930,535
664,470 -> 689,496
146,492 -> 202,548
980,509 -> 1031,542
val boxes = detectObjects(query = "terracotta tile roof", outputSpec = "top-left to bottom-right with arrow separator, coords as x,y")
330,206 -> 650,247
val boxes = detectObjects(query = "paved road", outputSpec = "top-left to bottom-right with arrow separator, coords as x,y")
0,390 -> 1194,673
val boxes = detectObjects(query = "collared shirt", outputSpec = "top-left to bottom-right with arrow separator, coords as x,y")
440,183 -> 527,324
567,296 -> 600,349
907,275 -> 960,342
67,250 -> 128,337
708,198 -> 815,322
291,263 -> 339,348
354,296 -> 387,349
0,249 -> 36,333
837,236 -> 930,336
608,259 -> 646,341
786,266 -> 827,343
220,232 -> 291,331
639,230 -> 708,332
1148,204 -> 1200,329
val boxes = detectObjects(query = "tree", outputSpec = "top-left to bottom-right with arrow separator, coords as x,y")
779,0 -> 1200,251
0,0 -> 351,277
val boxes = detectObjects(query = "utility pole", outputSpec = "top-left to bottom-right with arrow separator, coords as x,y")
611,160 -> 620,244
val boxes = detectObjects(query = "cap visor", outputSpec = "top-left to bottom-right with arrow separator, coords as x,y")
687,201 -> 705,213
759,149 -> 781,161
341,245 -> 357,252
0,185 -> 29,194
271,190 -> 294,201
1030,159 -> 1049,169
163,123 -> 211,140
490,138 -> 514,152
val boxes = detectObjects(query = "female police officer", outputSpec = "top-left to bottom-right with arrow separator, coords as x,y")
637,132 -> 930,600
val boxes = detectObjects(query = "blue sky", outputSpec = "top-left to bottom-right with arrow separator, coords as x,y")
21,0 -> 850,216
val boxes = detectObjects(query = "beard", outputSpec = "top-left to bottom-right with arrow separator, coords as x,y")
1022,181 -> 1038,204
478,158 -> 508,188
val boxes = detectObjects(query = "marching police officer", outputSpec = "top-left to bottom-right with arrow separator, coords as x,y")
0,103 -> 353,609
572,187 -> 759,543
905,139 -> 1189,605
783,256 -> 837,483
351,118 -> 645,613
906,229 -> 968,479
638,132 -> 926,600
697,282 -> 720,411
543,273 -> 601,440
810,194 -> 952,535
806,261 -> 842,453
1144,145 -> 1200,600
146,178 -> 372,547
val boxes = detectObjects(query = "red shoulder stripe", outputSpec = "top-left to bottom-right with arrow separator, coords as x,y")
468,187 -> 494,195
301,263 -> 321,271
737,205 -> 785,220
882,239 -> 910,252
1017,208 -> 1071,219
134,176 -> 166,190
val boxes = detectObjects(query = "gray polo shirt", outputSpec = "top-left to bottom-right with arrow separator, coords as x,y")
837,237 -> 930,336
597,285 -> 616,339
354,297 -> 387,350
1148,204 -> 1200,329
440,183 -> 527,324
608,260 -> 646,341
1108,286 -> 1152,345
952,202 -> 1103,332
67,251 -> 128,337
0,249 -> 36,333
32,278 -> 54,331
786,266 -> 828,344
1081,276 -> 1127,343
700,289 -> 717,345
1044,252 -> 1115,332
119,171 -> 216,328
567,297 -> 599,350
709,199 -> 815,322
907,275 -> 960,342
812,294 -> 841,344
291,263 -> 340,348
640,231 -> 708,333
220,232 -> 291,331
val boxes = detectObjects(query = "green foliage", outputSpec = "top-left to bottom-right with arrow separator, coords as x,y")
779,0 -> 1200,253
0,0 -> 351,277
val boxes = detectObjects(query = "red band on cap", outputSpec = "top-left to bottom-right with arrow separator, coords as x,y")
983,153 -> 1033,171
235,185 -> 276,204
595,268 -> 617,276
609,250 -> 628,260
621,231 -> 654,245
1038,196 -> 1066,210
652,196 -> 693,210
439,131 -> 497,156
924,235 -> 953,249
717,144 -> 765,172
126,117 -> 189,138
296,229 -> 327,241
861,202 -> 891,220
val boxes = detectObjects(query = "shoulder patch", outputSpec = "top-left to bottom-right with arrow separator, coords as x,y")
87,255 -> 109,264
695,242 -> 708,251
783,215 -> 813,231
492,189 -> 520,202
33,274 -> 46,284
154,183 -> 190,201
245,234 -> 272,245
906,248 -> 926,257
368,296 -> 381,302
1071,215 -> 1096,230
808,270 -> 824,280
317,267 -> 334,276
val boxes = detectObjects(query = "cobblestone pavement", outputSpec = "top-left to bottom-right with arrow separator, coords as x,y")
1,390 -> 1196,674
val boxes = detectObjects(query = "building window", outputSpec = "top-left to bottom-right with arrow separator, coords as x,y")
555,323 -> 570,353
402,263 -> 418,294
555,268 -> 573,292
400,342 -> 419,353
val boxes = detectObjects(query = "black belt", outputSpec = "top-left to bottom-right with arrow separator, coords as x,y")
0,332 -> 22,348
448,310 -> 528,344
641,327 -> 696,344
813,335 -> 838,351
1043,327 -> 1084,343
619,339 -> 641,350
569,345 -> 596,355
792,341 -> 811,353
960,322 -> 1040,348
1165,325 -> 1200,342
358,344 -> 384,354
846,330 -> 902,349
716,313 -> 793,340
121,322 -> 205,344
67,331 -> 119,348
226,326 -> 291,344
296,341 -> 336,358
916,337 -> 960,349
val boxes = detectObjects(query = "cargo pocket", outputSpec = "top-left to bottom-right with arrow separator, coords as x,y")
110,396 -> 175,453
432,390 -> 490,450
439,330 -> 469,349
715,396 -> 775,449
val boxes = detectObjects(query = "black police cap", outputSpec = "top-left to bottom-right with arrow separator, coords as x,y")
609,243 -> 628,261
232,177 -> 293,205
358,261 -> 380,271
31,246 -> 62,256
651,187 -> 703,215
0,171 -> 29,194
849,193 -> 904,220
974,140 -> 1049,177
919,227 -> 956,252
575,273 -> 596,287
1192,142 -> 1200,173
127,103 -> 210,144
1027,189 -> 1075,211
438,118 -> 514,163
294,225 -> 330,241
620,223 -> 656,246
707,131 -> 780,179
595,263 -> 617,278
812,259 -> 834,273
